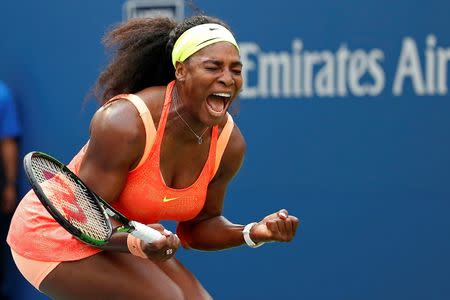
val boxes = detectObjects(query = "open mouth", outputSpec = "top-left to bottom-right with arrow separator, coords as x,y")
206,92 -> 231,116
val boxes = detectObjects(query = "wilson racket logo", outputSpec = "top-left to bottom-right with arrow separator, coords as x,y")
42,170 -> 87,224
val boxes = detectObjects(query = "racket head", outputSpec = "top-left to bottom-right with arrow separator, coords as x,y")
23,151 -> 113,246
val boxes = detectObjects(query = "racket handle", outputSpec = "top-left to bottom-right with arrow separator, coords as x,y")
129,221 -> 164,243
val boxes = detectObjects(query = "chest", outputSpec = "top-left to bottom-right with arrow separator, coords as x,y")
113,150 -> 212,223
159,131 -> 212,189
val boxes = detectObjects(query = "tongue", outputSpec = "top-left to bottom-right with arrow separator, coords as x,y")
207,95 -> 225,112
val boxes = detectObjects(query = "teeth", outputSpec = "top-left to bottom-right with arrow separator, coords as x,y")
212,93 -> 231,98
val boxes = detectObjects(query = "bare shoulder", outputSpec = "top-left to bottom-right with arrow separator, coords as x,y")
88,99 -> 146,170
91,99 -> 144,142
87,85 -> 167,169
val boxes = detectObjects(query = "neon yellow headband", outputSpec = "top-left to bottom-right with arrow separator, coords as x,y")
172,23 -> 239,67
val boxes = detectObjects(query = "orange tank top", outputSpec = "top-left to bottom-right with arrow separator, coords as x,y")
7,81 -> 234,261
113,81 -> 222,223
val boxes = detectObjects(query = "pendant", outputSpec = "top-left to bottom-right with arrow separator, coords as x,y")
198,137 -> 203,144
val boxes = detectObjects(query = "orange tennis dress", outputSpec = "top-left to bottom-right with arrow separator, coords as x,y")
7,81 -> 234,262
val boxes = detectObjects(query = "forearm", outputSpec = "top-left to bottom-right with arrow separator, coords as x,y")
100,232 -> 130,252
178,216 -> 246,251
1,138 -> 18,186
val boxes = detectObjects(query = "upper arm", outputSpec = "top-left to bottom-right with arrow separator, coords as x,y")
78,100 -> 145,203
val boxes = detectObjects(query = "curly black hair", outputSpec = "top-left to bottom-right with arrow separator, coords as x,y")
93,15 -> 230,103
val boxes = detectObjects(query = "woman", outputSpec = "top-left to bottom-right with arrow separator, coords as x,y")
7,15 -> 299,299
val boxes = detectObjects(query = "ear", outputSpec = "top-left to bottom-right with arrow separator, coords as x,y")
175,61 -> 187,82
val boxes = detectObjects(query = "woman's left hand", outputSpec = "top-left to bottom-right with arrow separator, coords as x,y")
141,224 -> 181,261
250,209 -> 299,243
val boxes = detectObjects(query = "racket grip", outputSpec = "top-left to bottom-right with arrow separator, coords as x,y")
129,221 -> 164,243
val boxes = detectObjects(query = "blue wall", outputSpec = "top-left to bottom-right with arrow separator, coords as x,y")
1,1 -> 450,299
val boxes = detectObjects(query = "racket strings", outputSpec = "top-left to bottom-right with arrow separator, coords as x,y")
31,157 -> 111,241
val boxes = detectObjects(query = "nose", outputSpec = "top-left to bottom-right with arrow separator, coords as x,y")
218,70 -> 234,86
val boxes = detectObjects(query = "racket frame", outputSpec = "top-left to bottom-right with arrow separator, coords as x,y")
24,151 -> 163,246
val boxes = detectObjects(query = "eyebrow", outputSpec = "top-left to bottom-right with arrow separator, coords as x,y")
203,59 -> 243,67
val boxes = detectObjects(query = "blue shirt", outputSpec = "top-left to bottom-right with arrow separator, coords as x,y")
0,81 -> 21,139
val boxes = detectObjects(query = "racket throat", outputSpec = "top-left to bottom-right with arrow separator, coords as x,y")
104,207 -> 116,217
115,225 -> 131,234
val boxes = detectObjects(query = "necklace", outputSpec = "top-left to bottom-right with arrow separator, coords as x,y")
173,88 -> 209,144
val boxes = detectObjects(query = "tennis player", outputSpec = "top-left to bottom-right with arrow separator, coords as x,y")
7,15 -> 299,299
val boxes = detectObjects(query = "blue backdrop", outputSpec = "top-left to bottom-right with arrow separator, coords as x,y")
1,0 -> 450,299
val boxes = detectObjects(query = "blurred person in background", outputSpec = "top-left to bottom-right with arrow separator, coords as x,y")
0,80 -> 21,300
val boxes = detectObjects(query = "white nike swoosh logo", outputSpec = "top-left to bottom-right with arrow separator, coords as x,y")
163,197 -> 178,203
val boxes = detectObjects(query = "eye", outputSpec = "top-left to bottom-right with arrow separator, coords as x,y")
232,68 -> 242,75
205,65 -> 219,71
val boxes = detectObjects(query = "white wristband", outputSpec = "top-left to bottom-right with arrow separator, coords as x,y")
243,222 -> 265,248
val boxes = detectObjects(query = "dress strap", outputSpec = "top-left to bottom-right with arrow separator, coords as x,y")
212,113 -> 234,178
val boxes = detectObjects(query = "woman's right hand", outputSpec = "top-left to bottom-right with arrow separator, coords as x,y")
141,224 -> 181,261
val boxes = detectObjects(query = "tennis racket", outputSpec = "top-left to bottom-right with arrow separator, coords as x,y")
23,151 -> 163,247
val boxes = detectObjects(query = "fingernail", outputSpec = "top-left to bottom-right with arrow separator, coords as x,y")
163,229 -> 172,235
280,212 -> 288,218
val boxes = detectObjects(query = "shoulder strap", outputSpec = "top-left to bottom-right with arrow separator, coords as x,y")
212,113 -> 234,178
104,94 -> 156,170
